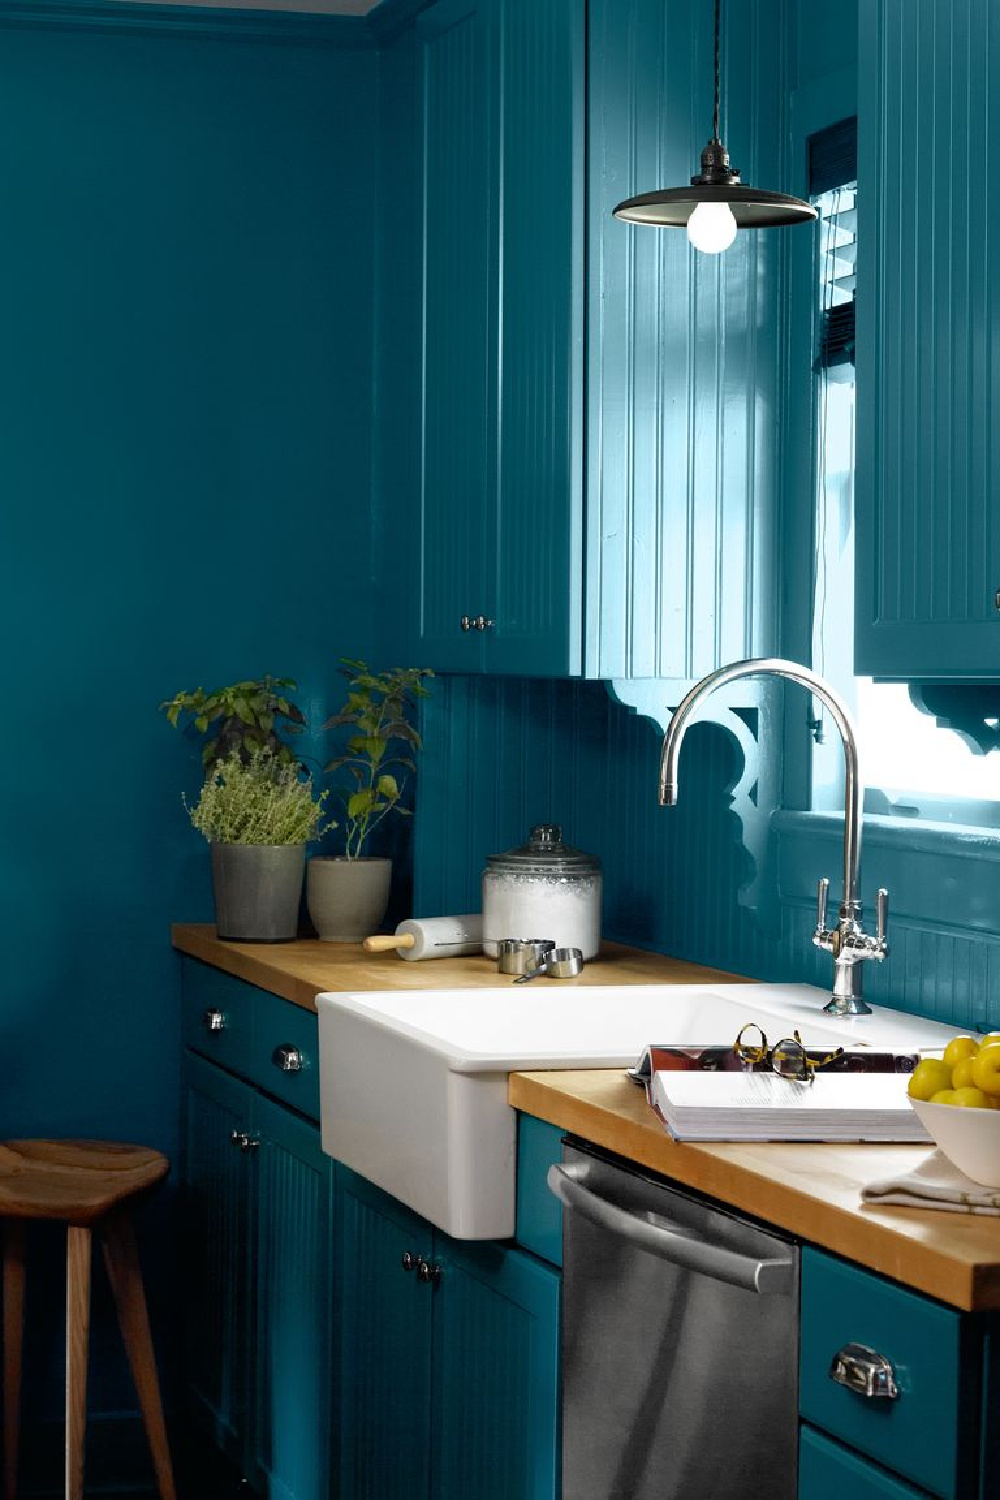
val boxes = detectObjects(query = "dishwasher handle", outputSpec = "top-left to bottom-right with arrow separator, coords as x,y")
547,1162 -> 794,1297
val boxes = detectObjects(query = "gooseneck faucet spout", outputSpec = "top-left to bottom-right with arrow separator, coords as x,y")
659,657 -> 888,1017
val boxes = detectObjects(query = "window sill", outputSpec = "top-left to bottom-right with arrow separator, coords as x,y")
773,809 -> 1000,933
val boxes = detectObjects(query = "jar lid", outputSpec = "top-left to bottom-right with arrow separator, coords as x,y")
485,824 -> 601,877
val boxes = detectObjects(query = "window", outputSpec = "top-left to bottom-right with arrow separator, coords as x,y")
809,121 -> 1000,826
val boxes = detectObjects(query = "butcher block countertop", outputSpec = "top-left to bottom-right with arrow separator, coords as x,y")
172,923 -> 1000,1312
170,922 -> 740,1011
509,1069 -> 1000,1312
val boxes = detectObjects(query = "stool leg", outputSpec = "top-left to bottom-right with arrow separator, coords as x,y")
3,1221 -> 25,1500
100,1218 -> 176,1500
65,1226 -> 91,1500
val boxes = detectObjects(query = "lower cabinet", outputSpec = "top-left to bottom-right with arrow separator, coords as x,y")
182,1050 -> 336,1500
800,1426 -> 931,1499
180,958 -> 561,1500
337,1164 -> 561,1500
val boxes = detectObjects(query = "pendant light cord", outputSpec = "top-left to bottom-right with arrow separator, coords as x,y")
712,0 -> 721,143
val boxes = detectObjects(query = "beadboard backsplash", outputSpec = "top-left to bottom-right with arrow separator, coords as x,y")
414,675 -> 1000,1035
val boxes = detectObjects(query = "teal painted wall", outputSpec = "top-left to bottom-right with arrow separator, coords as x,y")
0,10 -> 377,1447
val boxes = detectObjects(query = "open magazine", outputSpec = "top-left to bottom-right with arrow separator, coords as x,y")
628,1044 -> 931,1143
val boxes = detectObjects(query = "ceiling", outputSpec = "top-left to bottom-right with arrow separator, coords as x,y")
126,0 -> 379,14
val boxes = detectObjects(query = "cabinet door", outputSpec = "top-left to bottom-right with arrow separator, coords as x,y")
414,0 -> 494,671
586,0 -> 784,684
336,1166 -> 434,1500
855,0 -> 1000,679
181,1053 -> 254,1468
249,1093 -> 335,1500
431,1238 -> 560,1500
484,0 -> 584,677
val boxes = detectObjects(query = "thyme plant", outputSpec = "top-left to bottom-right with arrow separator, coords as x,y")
187,747 -> 334,846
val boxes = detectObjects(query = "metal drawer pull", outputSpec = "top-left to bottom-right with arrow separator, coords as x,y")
547,1163 -> 794,1296
271,1044 -> 304,1073
230,1130 -> 260,1153
829,1342 -> 899,1400
203,1009 -> 226,1033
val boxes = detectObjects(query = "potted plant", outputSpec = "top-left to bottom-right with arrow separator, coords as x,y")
160,675 -> 306,768
186,746 -> 333,941
162,675 -> 329,942
307,659 -> 432,941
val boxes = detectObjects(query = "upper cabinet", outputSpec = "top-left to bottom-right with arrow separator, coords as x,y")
374,0 -> 790,685
375,0 -> 585,676
855,0 -> 1000,680
587,0 -> 786,687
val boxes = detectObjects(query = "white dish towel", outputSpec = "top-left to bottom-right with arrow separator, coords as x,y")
861,1151 -> 1000,1215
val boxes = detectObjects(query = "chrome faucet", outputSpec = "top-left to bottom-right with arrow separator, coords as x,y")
659,657 -> 888,1016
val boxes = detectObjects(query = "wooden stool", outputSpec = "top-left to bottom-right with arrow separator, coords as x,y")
0,1140 -> 176,1500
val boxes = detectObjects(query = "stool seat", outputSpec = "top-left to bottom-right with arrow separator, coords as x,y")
0,1140 -> 168,1224
1,1138 -> 175,1500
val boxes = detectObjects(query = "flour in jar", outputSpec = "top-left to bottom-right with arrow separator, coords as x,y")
482,871 -> 602,959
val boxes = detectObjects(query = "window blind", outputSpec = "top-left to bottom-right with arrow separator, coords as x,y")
810,117 -> 857,373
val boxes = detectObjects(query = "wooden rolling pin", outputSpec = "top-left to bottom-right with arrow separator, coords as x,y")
362,915 -> 484,961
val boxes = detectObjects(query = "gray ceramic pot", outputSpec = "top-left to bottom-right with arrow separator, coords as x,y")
306,856 -> 392,941
211,843 -> 306,942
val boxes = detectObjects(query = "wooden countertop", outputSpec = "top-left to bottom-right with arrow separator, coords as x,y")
172,923 -> 1000,1312
170,923 -> 742,1010
509,1070 -> 1000,1312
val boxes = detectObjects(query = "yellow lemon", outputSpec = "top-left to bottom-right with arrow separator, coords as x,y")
907,1058 -> 955,1101
951,1057 -> 978,1090
930,1089 -> 958,1104
970,1042 -> 1000,1097
943,1035 -> 980,1070
951,1086 -> 990,1108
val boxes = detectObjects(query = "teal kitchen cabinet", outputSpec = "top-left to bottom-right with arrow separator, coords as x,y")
585,0 -> 787,686
855,0 -> 1000,680
799,1246 -> 988,1500
337,1163 -> 561,1500
180,962 -> 336,1500
375,0 -> 585,677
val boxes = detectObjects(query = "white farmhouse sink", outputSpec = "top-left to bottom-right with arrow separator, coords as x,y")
316,981 -> 958,1240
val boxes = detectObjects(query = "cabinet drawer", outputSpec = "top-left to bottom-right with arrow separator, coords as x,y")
182,960 -> 255,1078
799,1425 -> 930,1499
800,1248 -> 976,1499
249,989 -> 320,1122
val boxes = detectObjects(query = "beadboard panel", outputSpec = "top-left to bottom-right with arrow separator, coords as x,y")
415,677 -> 1000,1032
856,0 -> 1000,677
586,0 -> 784,681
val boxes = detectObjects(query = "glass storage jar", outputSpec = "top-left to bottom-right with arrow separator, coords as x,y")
481,824 -> 602,959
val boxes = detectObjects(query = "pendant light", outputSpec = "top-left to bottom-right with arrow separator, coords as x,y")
613,0 -> 817,253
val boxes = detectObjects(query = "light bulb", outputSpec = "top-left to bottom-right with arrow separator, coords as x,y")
686,201 -> 738,254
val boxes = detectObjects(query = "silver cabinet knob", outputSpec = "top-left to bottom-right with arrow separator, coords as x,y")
460,615 -> 473,631
416,1257 -> 442,1287
460,614 -> 495,632
401,1251 -> 418,1272
271,1044 -> 304,1073
230,1130 -> 260,1153
829,1342 -> 899,1400
203,1009 -> 226,1033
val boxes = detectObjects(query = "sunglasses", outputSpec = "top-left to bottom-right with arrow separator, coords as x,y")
733,1022 -> 847,1084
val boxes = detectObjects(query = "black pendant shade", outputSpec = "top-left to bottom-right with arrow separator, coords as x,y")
613,0 -> 816,237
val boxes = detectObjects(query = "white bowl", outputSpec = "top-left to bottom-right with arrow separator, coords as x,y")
910,1097 -> 1000,1187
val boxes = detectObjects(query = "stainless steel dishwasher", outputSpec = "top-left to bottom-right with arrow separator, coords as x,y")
548,1139 -> 799,1500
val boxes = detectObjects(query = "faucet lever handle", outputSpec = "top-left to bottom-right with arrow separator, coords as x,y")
876,887 -> 888,946
816,877 -> 830,933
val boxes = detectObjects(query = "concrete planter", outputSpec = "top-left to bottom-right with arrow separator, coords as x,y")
211,843 -> 306,942
306,856 -> 392,941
